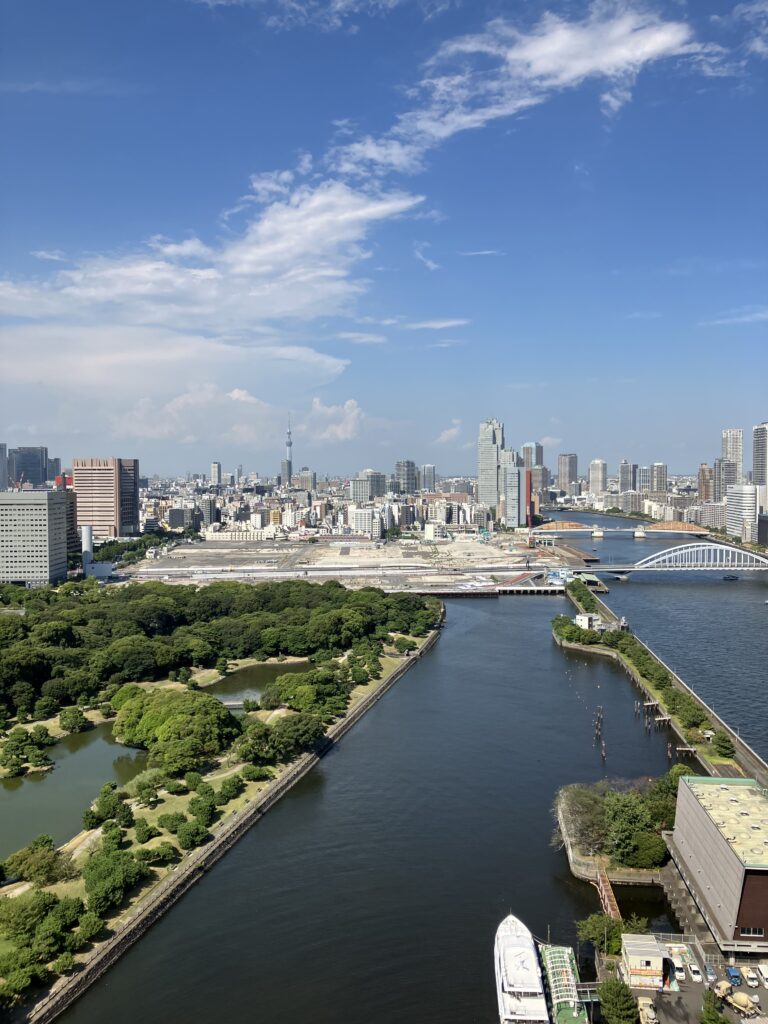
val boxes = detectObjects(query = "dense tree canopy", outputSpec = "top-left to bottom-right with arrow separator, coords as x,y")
0,580 -> 440,719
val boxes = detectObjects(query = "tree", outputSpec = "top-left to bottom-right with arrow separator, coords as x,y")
188,794 -> 216,827
75,911 -> 104,943
626,831 -> 667,869
712,731 -> 735,758
598,979 -> 639,1024
133,817 -> 160,844
576,913 -> 624,955
216,775 -> 244,804
2,834 -> 77,886
603,792 -> 653,866
216,657 -> 229,676
53,951 -> 76,974
176,820 -> 210,850
701,988 -> 729,1024
82,846 -> 149,915
59,706 -> 90,734
393,636 -> 415,654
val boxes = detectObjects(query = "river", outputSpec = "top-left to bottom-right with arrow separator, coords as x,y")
546,509 -> 768,757
62,596 -> 684,1024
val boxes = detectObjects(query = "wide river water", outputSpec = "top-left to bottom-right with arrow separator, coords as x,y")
61,592 -> 689,1024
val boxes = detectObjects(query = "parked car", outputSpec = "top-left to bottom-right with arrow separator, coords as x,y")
689,963 -> 703,983
727,967 -> 743,986
705,965 -> 718,985
741,967 -> 760,989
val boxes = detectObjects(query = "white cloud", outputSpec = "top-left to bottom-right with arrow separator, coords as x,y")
404,318 -> 469,329
30,249 -> 66,262
0,79 -> 131,96
458,249 -> 503,256
336,331 -> 387,344
191,0 -> 453,31
303,398 -> 364,442
733,2 -> 768,57
539,435 -> 562,447
427,338 -> 464,348
433,418 -> 462,444
227,388 -> 262,403
330,3 -> 724,176
413,241 -> 440,271
700,305 -> 768,325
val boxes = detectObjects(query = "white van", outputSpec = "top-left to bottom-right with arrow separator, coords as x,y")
672,957 -> 686,983
758,964 -> 768,990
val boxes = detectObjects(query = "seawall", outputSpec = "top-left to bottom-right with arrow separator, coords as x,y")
23,612 -> 444,1024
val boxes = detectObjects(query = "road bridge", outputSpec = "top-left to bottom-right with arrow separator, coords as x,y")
574,542 -> 768,573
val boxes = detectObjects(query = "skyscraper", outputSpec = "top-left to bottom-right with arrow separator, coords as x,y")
650,463 -> 668,493
618,460 -> 637,493
72,458 -> 140,539
361,469 -> 387,498
714,458 -> 737,502
697,463 -> 714,503
394,460 -> 417,495
521,442 -> 544,471
557,454 -> 577,493
637,466 -> 651,492
210,461 -> 222,487
8,446 -> 49,487
721,428 -> 743,483
477,419 -> 504,508
280,420 -> 293,486
588,459 -> 607,495
420,464 -> 436,492
500,459 -> 524,528
753,422 -> 768,487
726,484 -> 758,539
0,443 -> 7,490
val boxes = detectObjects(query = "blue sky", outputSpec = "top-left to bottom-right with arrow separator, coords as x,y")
1,0 -> 766,477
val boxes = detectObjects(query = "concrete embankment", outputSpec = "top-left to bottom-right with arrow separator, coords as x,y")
23,615 -> 444,1024
557,589 -> 768,787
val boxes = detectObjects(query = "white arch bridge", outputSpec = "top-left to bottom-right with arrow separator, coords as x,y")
581,542 -> 768,573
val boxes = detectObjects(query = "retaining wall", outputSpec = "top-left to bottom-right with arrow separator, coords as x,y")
24,613 -> 444,1024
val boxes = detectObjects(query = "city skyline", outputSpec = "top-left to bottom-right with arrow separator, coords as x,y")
1,0 -> 766,472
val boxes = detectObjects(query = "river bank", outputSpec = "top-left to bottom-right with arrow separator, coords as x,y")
17,616 -> 443,1024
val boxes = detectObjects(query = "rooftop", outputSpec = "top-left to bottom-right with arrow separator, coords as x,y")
685,777 -> 768,869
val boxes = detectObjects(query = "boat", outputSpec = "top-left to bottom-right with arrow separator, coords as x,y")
722,575 -> 739,581
539,944 -> 589,1024
495,915 -> 550,1024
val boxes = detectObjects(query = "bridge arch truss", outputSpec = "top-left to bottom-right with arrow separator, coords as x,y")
634,543 -> 768,572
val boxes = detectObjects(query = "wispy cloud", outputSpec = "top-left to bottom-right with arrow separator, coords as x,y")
413,241 -> 440,271
0,79 -> 134,96
733,2 -> 768,57
427,338 -> 464,348
31,250 -> 67,262
458,249 -> 504,256
336,331 -> 387,344
404,318 -> 469,330
329,4 -> 725,177
433,418 -> 462,444
700,305 -> 768,326
190,0 -> 453,31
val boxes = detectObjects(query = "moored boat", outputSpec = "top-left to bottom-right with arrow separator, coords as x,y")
495,915 -> 550,1024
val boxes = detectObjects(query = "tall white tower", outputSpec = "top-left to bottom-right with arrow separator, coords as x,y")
280,418 -> 293,486
721,428 -> 743,483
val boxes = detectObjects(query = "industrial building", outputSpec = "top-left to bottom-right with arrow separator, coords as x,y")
668,777 -> 768,954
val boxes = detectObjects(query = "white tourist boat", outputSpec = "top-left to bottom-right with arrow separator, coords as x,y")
494,915 -> 551,1024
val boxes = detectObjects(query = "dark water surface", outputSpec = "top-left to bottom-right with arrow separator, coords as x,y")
63,597 -> 682,1024
548,510 -> 768,756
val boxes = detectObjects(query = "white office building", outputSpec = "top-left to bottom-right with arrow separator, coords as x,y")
0,490 -> 68,585
726,484 -> 758,539
753,422 -> 768,490
210,461 -> 222,486
500,459 -> 525,528
721,428 -> 744,483
477,419 -> 505,508
588,459 -> 607,496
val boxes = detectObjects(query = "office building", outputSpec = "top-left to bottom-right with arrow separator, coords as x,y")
477,419 -> 505,508
280,421 -> 293,486
394,460 -> 417,495
650,463 -> 668,493
0,443 -> 7,490
349,478 -> 372,503
726,484 -> 758,539
8,446 -> 49,487
500,459 -> 525,528
758,513 -> 768,546
72,457 -> 140,539
637,465 -> 651,492
721,428 -> 744,483
0,490 -> 68,584
557,454 -> 577,493
714,457 -> 737,502
293,467 -> 316,492
588,459 -> 607,495
688,501 -> 726,530
697,463 -> 714,503
618,460 -> 637,493
200,496 -> 219,527
361,469 -> 387,498
420,464 -> 436,492
669,777 -> 768,954
210,461 -> 222,487
521,442 -> 543,471
47,457 -> 61,481
754,422 -> 768,489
